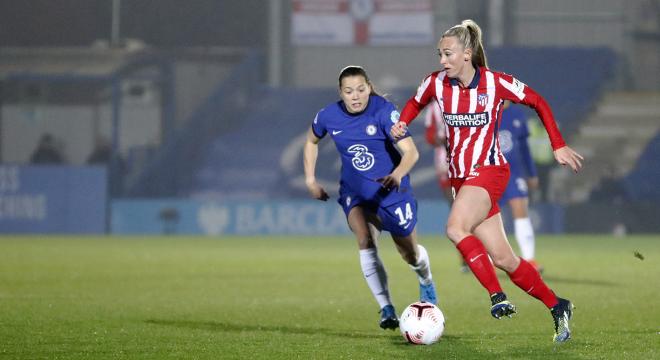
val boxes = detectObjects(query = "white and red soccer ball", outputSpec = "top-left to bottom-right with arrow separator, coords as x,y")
399,302 -> 445,345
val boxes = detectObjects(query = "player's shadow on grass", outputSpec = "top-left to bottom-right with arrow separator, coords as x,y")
146,319 -> 386,340
496,273 -> 618,287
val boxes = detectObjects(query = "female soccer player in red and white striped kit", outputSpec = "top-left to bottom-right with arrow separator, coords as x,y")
390,19 -> 583,343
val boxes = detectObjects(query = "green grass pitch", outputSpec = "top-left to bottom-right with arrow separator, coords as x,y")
1,234 -> 658,359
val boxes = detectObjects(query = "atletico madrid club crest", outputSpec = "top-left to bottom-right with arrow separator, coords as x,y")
477,93 -> 489,107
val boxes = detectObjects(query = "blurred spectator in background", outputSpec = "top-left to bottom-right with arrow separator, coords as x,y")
498,101 -> 542,272
30,133 -> 64,164
86,136 -> 112,164
423,100 -> 452,201
87,135 -> 125,196
527,118 -> 554,202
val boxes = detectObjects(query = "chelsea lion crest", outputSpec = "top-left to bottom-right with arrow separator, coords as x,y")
390,110 -> 400,123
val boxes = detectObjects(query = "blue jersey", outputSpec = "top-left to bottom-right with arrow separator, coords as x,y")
498,105 -> 537,203
498,106 -> 537,179
312,95 -> 412,207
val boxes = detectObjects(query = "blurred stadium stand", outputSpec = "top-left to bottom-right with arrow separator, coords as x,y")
1,0 -> 658,234
624,131 -> 660,202
551,92 -> 660,204
484,46 -> 617,137
125,50 -> 262,197
126,47 -> 616,201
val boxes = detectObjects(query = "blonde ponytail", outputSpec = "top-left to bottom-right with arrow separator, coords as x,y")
443,19 -> 488,68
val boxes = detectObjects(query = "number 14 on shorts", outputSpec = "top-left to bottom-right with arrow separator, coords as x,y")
395,203 -> 413,225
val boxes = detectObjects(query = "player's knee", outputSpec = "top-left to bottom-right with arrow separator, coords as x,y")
491,254 -> 518,272
393,236 -> 418,264
356,234 -> 376,249
400,250 -> 417,265
445,222 -> 467,244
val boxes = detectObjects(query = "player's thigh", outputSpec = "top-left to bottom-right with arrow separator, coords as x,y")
474,213 -> 518,271
447,185 -> 491,232
347,206 -> 377,249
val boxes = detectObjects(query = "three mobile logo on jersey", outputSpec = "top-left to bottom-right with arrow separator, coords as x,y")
347,144 -> 375,171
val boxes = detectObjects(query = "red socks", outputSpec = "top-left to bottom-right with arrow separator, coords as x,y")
456,235 -> 502,295
457,236 -> 560,309
508,258 -> 559,308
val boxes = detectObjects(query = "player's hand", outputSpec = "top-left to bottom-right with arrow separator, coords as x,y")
376,174 -> 402,191
390,121 -> 408,139
306,181 -> 329,201
554,146 -> 584,173
527,176 -> 539,190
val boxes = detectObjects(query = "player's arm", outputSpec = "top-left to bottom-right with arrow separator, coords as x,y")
391,74 -> 437,139
303,127 -> 329,201
498,74 -> 583,172
377,137 -> 419,190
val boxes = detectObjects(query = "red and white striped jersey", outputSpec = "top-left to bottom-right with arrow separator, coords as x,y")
401,67 -> 566,179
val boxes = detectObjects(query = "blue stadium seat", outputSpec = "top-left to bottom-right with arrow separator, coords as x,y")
623,133 -> 660,201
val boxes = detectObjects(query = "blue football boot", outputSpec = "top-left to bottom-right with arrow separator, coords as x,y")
419,281 -> 438,305
379,304 -> 399,330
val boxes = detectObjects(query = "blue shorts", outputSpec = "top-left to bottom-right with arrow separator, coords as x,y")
499,175 -> 529,204
338,192 -> 418,237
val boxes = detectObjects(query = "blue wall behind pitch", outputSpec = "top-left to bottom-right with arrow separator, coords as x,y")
0,166 -> 107,233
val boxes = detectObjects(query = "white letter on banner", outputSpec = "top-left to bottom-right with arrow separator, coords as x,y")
236,205 -> 255,234
256,206 -> 275,234
299,205 -> 320,235
277,204 -> 297,233
0,167 -> 20,192
328,207 -> 348,234
33,194 -> 47,220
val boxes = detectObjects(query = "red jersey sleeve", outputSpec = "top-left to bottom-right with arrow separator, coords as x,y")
497,73 -> 566,150
400,72 -> 439,125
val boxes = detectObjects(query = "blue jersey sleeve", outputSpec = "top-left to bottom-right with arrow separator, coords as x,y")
378,102 -> 409,142
311,109 -> 327,138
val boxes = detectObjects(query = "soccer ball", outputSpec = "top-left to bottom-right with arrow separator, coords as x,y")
399,302 -> 445,345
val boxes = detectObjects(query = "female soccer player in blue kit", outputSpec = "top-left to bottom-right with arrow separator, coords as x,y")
303,65 -> 438,330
